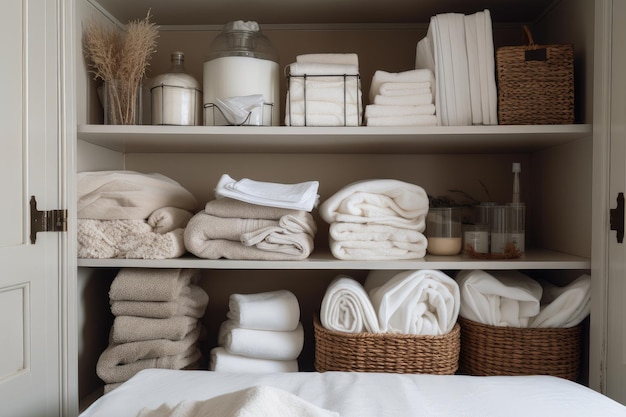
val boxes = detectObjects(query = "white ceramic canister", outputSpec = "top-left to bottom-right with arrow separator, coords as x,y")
203,21 -> 280,126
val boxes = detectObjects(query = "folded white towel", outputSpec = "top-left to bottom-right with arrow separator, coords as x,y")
288,62 -> 359,76
329,222 -> 424,243
456,269 -> 543,327
218,320 -> 304,360
286,97 -> 361,117
287,78 -> 362,103
379,82 -> 432,97
329,236 -> 427,260
364,104 -> 435,118
365,269 -> 460,335
297,52 -> 359,66
320,275 -> 381,333
319,179 -> 429,230
112,316 -> 199,343
209,347 -> 299,373
78,171 -> 198,220
109,268 -> 198,302
529,274 -> 591,328
111,284 -> 209,319
227,290 -> 301,331
285,112 -> 362,127
365,115 -> 438,127
147,207 -> 193,234
373,94 -> 433,106
369,69 -> 435,102
215,174 -> 320,212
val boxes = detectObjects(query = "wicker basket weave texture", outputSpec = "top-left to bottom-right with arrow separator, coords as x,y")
458,316 -> 581,381
313,315 -> 460,375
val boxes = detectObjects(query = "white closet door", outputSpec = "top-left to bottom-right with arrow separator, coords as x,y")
0,0 -> 65,416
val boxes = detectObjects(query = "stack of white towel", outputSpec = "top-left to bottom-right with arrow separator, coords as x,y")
210,290 -> 303,372
96,268 -> 208,393
285,53 -> 363,126
319,179 -> 430,260
77,170 -> 198,259
456,269 -> 591,328
320,270 -> 460,336
415,9 -> 497,126
364,69 -> 437,126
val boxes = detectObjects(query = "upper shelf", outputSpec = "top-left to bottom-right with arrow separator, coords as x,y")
77,124 -> 592,154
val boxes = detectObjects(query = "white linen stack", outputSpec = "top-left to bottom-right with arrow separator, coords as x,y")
415,9 -> 497,126
77,170 -> 198,259
210,290 -> 303,372
456,270 -> 591,328
320,270 -> 459,336
96,268 -> 208,393
364,69 -> 437,126
285,53 -> 363,126
319,179 -> 430,260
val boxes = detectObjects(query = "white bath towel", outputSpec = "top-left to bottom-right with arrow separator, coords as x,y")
320,275 -> 381,333
372,93 -> 433,106
329,236 -> 427,260
210,347 -> 299,373
379,82 -> 432,97
297,52 -> 359,66
529,274 -> 591,328
77,219 -> 187,259
285,112 -> 362,127
365,115 -> 438,127
286,98 -> 361,118
287,79 -> 362,103
364,104 -> 436,118
329,222 -> 424,244
288,62 -> 359,76
365,269 -> 460,335
109,268 -> 198,302
218,320 -> 304,360
205,198 -> 306,220
136,385 -> 340,417
147,207 -> 194,234
78,171 -> 198,220
319,179 -> 429,230
215,174 -> 320,212
369,69 -> 435,102
456,269 -> 543,327
110,284 -> 209,319
227,290 -> 300,331
112,316 -> 199,343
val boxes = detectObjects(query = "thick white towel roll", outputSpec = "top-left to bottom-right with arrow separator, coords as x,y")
218,320 -> 304,360
320,275 -> 381,333
227,290 -> 301,331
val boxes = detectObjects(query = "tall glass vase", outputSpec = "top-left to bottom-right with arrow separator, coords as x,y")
103,79 -> 142,125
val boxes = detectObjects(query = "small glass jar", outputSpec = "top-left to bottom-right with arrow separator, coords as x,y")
426,207 -> 462,255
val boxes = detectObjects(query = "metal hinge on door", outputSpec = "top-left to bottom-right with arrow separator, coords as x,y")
30,195 -> 67,244
610,192 -> 625,244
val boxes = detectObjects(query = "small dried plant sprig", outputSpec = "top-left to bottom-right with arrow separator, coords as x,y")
83,10 -> 159,124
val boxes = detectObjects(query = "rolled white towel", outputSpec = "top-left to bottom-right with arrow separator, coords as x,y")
218,320 -> 304,360
209,347 -> 299,373
296,52 -> 359,66
529,274 -> 591,328
456,269 -> 543,327
320,275 -> 381,333
227,290 -> 301,331
365,269 -> 460,335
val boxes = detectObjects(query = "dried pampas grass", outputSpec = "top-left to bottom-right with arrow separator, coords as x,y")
84,11 -> 159,124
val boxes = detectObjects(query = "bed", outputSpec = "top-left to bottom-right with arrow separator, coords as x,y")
80,369 -> 626,417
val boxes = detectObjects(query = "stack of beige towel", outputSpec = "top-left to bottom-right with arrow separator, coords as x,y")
184,198 -> 317,260
210,290 -> 303,372
319,179 -> 430,260
96,268 -> 208,393
77,170 -> 198,259
365,69 -> 437,126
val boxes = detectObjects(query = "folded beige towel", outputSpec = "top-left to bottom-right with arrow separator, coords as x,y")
205,198 -> 306,220
110,284 -> 209,319
109,268 -> 199,302
147,207 -> 194,234
112,316 -> 199,343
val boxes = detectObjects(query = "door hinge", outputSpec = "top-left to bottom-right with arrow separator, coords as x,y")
610,192 -> 625,244
30,196 -> 67,244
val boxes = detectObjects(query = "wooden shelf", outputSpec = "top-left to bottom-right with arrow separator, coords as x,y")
77,124 -> 592,154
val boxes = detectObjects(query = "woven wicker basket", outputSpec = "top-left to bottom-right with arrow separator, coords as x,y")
496,25 -> 574,125
313,315 -> 460,374
458,316 -> 581,380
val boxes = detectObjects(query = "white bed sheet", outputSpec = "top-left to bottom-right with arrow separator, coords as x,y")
80,369 -> 626,417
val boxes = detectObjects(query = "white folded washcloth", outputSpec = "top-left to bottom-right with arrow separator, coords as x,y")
529,274 -> 591,328
288,62 -> 359,76
379,82 -> 432,97
456,269 -> 543,327
365,115 -> 438,127
209,347 -> 299,373
328,236 -> 427,260
136,385 -> 340,417
365,269 -> 460,335
78,170 -> 198,220
364,104 -> 435,118
109,268 -> 198,302
372,94 -> 433,106
218,320 -> 304,360
227,290 -> 301,331
296,52 -> 359,66
320,275 -> 381,333
369,69 -> 435,102
110,284 -> 209,319
319,179 -> 429,230
147,207 -> 194,234
215,174 -> 320,212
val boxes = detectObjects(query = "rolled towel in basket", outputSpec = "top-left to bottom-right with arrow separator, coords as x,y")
320,275 -> 381,333
218,320 -> 304,360
110,284 -> 209,319
109,268 -> 198,302
456,269 -> 543,327
364,269 -> 460,335
209,347 -> 298,373
227,290 -> 300,331
529,274 -> 591,328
